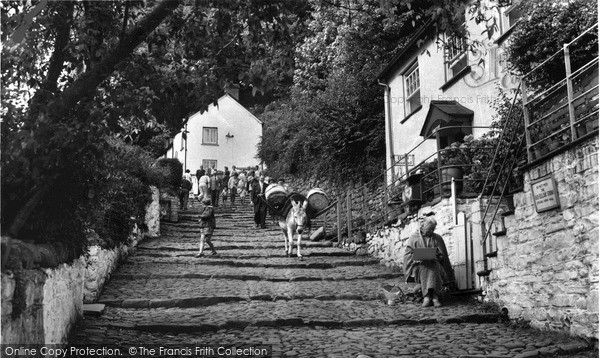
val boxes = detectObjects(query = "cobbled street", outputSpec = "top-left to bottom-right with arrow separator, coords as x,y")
68,202 -> 595,358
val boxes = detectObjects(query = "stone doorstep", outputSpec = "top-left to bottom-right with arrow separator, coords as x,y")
83,303 -> 106,316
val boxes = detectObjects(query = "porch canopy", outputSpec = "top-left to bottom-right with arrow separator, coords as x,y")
420,100 -> 474,139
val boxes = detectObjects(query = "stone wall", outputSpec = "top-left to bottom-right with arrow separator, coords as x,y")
483,138 -> 599,339
84,227 -> 143,303
145,186 -> 160,238
43,258 -> 85,344
160,191 -> 181,222
1,186 -> 160,345
1,270 -> 46,345
366,197 -> 482,269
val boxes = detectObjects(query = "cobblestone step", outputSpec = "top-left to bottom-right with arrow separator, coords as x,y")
112,263 -> 402,280
124,256 -> 380,268
135,247 -> 354,258
97,277 -> 401,304
81,300 -> 502,331
69,196 -> 596,358
138,241 -> 336,251
110,272 -> 401,281
68,324 -> 593,358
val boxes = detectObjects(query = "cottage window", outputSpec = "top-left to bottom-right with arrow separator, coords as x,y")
202,127 -> 218,145
404,61 -> 421,115
445,36 -> 468,81
500,2 -> 522,34
202,159 -> 217,170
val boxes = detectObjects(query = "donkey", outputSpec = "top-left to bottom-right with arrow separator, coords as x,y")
278,199 -> 309,260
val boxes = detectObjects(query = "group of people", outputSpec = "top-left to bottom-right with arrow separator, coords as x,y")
188,166 -> 455,308
184,165 -> 290,257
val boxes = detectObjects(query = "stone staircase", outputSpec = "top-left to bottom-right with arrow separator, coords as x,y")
68,198 -> 594,357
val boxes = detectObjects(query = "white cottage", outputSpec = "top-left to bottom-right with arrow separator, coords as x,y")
164,93 -> 263,173
376,3 -> 521,185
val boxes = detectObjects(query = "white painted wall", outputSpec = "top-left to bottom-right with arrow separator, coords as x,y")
383,5 -> 520,182
165,94 -> 263,173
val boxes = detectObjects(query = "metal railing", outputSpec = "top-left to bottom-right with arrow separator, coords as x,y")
523,24 -> 599,163
330,125 -> 503,244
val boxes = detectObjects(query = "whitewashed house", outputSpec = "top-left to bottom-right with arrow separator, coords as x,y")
376,4 -> 521,184
163,93 -> 263,173
373,2 -> 523,291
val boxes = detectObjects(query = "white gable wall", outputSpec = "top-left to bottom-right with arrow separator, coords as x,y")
164,94 -> 263,172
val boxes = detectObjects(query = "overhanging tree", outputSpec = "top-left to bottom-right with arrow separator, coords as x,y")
1,0 -> 308,264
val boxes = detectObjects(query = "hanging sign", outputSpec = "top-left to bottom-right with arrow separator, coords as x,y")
530,175 -> 560,213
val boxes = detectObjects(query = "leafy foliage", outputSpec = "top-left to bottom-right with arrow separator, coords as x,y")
154,158 -> 183,194
0,0 -> 309,257
88,139 -> 163,246
507,0 -> 598,89
258,0 -> 418,184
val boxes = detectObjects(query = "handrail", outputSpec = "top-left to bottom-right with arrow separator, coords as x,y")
524,78 -> 567,106
480,84 -> 525,241
481,134 -> 526,245
480,84 -> 521,196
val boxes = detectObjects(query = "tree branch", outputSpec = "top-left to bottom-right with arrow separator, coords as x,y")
45,0 -> 182,122
120,1 -> 130,43
10,0 -> 182,240
42,1 -> 74,93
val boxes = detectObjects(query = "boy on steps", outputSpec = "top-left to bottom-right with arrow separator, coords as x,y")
196,198 -> 217,257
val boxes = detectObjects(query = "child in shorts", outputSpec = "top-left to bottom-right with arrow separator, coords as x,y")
196,198 -> 217,257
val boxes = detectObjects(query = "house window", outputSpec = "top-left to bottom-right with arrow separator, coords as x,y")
202,159 -> 217,170
404,62 -> 421,116
445,36 -> 468,81
202,127 -> 218,145
500,3 -> 522,34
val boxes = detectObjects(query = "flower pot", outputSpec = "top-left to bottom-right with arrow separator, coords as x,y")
441,167 -> 464,193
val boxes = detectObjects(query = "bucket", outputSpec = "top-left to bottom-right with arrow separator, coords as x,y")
306,188 -> 329,215
265,185 -> 289,212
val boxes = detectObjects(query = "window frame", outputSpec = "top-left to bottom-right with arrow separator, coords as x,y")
403,61 -> 422,117
202,159 -> 217,170
444,35 -> 469,82
202,127 -> 219,145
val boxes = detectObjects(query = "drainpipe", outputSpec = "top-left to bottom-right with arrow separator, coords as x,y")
184,123 -> 188,172
377,79 -> 395,184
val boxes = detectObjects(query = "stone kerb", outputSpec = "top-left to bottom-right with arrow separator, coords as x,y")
485,137 -> 599,339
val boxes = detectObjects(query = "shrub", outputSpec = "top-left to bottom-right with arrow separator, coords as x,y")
87,138 -> 162,246
154,158 -> 183,194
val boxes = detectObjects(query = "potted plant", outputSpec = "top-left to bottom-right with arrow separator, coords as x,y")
439,142 -> 467,193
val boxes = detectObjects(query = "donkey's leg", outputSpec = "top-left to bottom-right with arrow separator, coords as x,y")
282,230 -> 290,256
296,233 -> 303,260
287,227 -> 295,257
